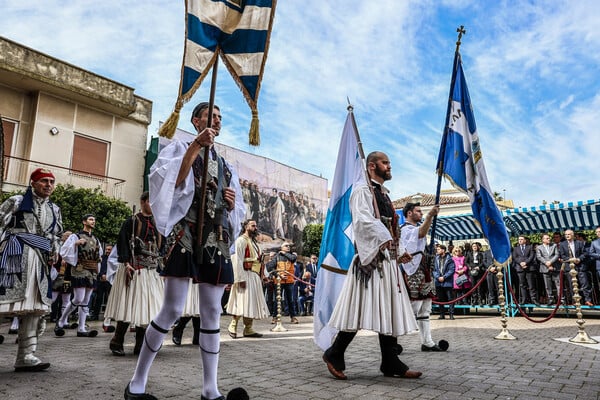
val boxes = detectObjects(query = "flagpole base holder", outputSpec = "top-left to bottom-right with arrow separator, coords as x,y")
494,329 -> 517,340
271,322 -> 287,332
569,331 -> 598,344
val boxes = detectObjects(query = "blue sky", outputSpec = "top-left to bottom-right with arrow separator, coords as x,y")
2,0 -> 599,208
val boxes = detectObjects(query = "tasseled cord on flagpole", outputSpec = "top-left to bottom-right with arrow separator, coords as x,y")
158,99 -> 184,139
249,108 -> 260,146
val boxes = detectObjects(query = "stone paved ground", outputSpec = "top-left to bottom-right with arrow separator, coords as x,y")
1,310 -> 600,400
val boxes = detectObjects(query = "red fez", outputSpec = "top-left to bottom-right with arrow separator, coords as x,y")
30,168 -> 55,182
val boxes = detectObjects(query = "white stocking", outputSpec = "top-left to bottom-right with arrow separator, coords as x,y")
77,288 -> 94,332
129,277 -> 189,394
198,283 -> 226,399
413,299 -> 435,347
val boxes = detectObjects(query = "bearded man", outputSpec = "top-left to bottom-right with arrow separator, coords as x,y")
226,219 -> 269,338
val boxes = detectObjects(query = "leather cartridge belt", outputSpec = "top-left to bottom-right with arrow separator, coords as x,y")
77,260 -> 98,271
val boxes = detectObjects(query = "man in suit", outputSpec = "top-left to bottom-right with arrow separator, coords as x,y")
433,244 -> 455,319
536,234 -> 560,305
559,229 -> 593,306
483,249 -> 499,305
512,236 -> 540,306
305,254 -> 318,279
588,226 -> 600,294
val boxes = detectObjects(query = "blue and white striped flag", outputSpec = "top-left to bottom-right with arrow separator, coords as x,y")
436,52 -> 511,264
159,0 -> 277,144
313,110 -> 366,350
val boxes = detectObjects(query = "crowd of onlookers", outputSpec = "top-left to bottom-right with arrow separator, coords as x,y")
432,227 -> 600,316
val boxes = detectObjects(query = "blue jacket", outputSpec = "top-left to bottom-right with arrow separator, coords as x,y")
588,238 -> 600,271
433,253 -> 455,288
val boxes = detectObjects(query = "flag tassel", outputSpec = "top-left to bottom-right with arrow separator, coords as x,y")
249,109 -> 260,146
158,99 -> 184,139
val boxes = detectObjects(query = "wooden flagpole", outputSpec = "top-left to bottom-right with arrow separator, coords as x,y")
428,25 -> 466,255
347,99 -> 381,219
195,59 -> 220,250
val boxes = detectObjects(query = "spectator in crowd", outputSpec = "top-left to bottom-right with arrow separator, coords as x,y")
305,254 -> 318,279
559,229 -> 593,306
485,247 -> 499,306
452,247 -> 470,303
433,244 -> 455,319
297,271 -> 315,316
512,236 -> 539,306
268,243 -> 298,324
465,242 -> 485,305
536,234 -> 560,306
588,227 -> 600,294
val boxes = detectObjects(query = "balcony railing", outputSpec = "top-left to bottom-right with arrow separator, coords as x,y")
1,155 -> 125,199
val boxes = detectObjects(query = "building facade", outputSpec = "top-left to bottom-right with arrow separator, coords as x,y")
0,36 -> 151,206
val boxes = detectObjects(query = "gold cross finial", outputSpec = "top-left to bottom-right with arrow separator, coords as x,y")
456,25 -> 466,52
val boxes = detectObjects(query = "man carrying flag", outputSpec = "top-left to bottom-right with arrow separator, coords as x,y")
322,151 -> 421,380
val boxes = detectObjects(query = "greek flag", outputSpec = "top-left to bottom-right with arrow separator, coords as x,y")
436,52 -> 511,264
159,0 -> 277,144
313,110 -> 365,350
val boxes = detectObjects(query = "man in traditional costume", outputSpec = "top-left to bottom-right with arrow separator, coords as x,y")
124,102 -> 245,400
323,152 -> 421,380
56,214 -> 102,337
400,202 -> 448,352
226,219 -> 269,338
105,191 -> 165,356
0,168 -> 63,371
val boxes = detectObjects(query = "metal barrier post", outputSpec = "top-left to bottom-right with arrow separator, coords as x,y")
495,264 -> 516,340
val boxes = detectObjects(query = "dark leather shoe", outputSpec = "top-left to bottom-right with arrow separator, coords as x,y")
77,330 -> 98,338
421,344 -> 444,352
124,383 -> 157,400
323,354 -> 347,380
14,362 -> 51,372
243,332 -> 263,338
54,325 -> 65,337
103,324 -> 116,333
8,328 -> 18,335
110,340 -> 125,356
172,328 -> 183,346
401,370 -> 423,379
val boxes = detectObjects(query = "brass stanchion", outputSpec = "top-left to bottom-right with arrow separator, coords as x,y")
495,264 -> 516,340
565,259 -> 597,344
270,272 -> 287,332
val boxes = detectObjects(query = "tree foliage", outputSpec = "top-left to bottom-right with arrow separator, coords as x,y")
1,184 -> 132,245
302,223 -> 324,257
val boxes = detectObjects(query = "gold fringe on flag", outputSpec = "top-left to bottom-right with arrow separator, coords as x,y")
249,109 -> 260,146
158,99 -> 184,139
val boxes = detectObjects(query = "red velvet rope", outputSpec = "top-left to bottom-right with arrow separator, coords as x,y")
503,269 -> 565,323
432,269 -> 489,305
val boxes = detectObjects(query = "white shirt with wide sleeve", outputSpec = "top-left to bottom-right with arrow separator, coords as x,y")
148,140 -> 245,253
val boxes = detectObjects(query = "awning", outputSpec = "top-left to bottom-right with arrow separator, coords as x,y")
431,200 -> 600,241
